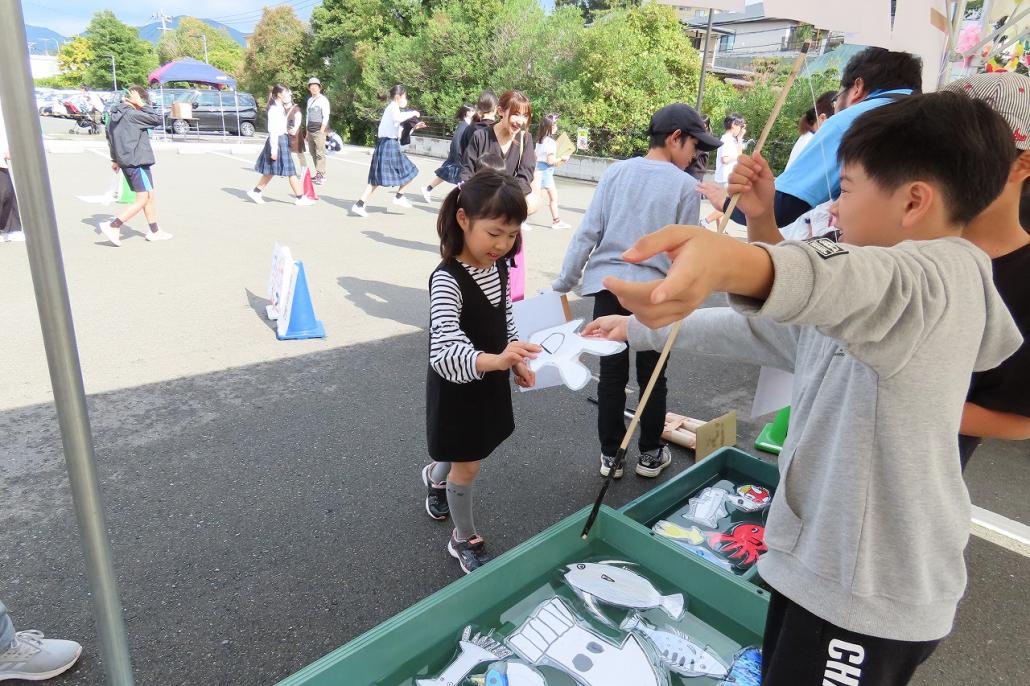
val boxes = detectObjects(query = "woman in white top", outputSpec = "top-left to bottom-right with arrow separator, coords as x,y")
785,90 -> 836,170
351,84 -> 421,217
701,113 -> 745,228
0,97 -> 25,241
247,85 -> 313,206
534,113 -> 572,229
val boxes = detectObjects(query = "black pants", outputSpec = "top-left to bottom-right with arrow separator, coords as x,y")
762,590 -> 941,686
0,168 -> 21,232
592,290 -> 668,455
727,189 -> 811,228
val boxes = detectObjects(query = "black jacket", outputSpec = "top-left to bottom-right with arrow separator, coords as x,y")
460,124 -> 536,195
106,102 -> 162,167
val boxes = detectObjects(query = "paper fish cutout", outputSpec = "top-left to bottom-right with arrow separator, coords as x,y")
651,521 -> 734,571
620,613 -> 728,679
720,646 -> 762,686
467,661 -> 548,686
527,319 -> 626,391
728,484 -> 772,512
682,485 -> 733,528
563,562 -> 684,619
507,596 -> 661,686
416,625 -> 512,686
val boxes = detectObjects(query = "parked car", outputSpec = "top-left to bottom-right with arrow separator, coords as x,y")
167,89 -> 258,137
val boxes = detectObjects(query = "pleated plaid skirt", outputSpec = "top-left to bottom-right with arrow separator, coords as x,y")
255,135 -> 297,177
434,161 -> 462,185
368,137 -> 418,187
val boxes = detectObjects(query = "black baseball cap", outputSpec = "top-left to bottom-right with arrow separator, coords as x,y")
647,103 -> 722,151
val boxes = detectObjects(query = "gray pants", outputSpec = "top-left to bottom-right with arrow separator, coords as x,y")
307,129 -> 326,176
0,599 -> 15,650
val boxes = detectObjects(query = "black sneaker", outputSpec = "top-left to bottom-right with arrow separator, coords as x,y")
636,446 -> 672,478
599,454 -> 623,479
421,464 -> 449,520
447,532 -> 492,574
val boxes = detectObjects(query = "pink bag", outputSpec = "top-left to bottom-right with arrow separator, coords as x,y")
509,244 -> 526,302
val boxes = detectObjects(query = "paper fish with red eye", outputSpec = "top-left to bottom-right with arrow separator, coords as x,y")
526,319 -> 626,391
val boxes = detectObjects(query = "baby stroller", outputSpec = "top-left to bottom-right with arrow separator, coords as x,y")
63,99 -> 101,135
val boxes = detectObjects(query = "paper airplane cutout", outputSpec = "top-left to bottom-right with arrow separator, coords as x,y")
526,319 -> 626,391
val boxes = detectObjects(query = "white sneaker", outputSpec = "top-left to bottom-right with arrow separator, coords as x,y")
246,190 -> 265,204
6,231 -> 25,242
392,195 -> 413,208
98,221 -> 121,247
350,203 -> 368,217
0,630 -> 83,682
295,196 -> 316,206
421,186 -> 433,204
636,446 -> 672,478
145,230 -> 173,242
599,454 -> 623,479
552,219 -> 572,230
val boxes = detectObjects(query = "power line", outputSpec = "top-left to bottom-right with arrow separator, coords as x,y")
210,0 -> 320,23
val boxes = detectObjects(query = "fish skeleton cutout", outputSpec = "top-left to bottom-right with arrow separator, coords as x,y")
620,613 -> 728,679
563,562 -> 684,619
415,625 -> 512,686
527,319 -> 626,391
467,661 -> 548,686
507,596 -> 662,686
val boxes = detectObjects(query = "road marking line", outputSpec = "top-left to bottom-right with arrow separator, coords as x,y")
326,155 -> 368,167
971,505 -> 1030,557
208,151 -> 252,162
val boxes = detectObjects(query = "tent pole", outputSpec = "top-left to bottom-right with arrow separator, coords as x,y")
0,4 -> 134,685
235,89 -> 241,140
160,84 -> 166,140
696,9 -> 715,111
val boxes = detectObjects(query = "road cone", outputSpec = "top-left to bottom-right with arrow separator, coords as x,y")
277,261 -> 326,340
302,168 -> 319,201
117,173 -> 136,204
755,405 -> 790,455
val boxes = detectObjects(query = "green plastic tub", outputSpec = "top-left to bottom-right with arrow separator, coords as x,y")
620,446 -> 780,584
276,505 -> 768,686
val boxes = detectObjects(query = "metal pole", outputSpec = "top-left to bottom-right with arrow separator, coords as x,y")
202,35 -> 208,64
696,9 -> 715,111
0,4 -> 135,685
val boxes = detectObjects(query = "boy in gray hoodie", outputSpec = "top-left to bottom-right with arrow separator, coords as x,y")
100,85 -> 171,246
584,92 -> 1023,685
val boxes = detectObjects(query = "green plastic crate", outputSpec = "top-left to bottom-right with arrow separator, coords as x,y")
276,505 -> 768,686
620,446 -> 780,584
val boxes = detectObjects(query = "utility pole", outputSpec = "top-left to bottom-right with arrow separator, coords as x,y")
151,10 -> 173,33
191,33 -> 209,63
696,9 -> 715,111
106,54 -> 117,91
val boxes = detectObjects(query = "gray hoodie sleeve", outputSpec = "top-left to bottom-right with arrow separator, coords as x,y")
729,237 -> 1023,378
552,173 -> 609,293
628,306 -> 800,372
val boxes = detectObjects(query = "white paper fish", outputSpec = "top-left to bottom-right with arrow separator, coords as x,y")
682,485 -> 732,528
507,596 -> 660,686
563,562 -> 684,620
621,613 -> 728,679
416,625 -> 512,686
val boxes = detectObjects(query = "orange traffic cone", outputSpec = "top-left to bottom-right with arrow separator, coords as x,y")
302,168 -> 319,201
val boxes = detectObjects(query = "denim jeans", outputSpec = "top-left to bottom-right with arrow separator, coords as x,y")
0,599 -> 15,650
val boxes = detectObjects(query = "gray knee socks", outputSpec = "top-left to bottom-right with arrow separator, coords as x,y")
430,461 -> 450,485
447,481 -> 475,541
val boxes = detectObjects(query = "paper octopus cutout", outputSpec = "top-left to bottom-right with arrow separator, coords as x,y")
527,319 -> 626,391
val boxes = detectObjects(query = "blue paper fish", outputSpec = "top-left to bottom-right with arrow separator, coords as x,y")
720,646 -> 762,686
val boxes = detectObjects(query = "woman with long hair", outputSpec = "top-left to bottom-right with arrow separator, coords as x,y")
247,85 -> 313,205
350,84 -> 422,216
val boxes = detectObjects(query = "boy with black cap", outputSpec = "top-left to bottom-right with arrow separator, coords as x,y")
552,103 -> 720,479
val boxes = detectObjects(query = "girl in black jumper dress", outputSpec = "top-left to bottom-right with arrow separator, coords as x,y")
423,169 -> 541,574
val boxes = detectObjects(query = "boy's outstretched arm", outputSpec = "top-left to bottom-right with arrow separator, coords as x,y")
728,153 -> 783,245
603,226 -> 773,328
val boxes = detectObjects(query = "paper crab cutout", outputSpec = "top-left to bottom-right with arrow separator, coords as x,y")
527,319 -> 626,391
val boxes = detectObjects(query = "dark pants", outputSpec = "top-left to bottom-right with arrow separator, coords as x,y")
762,589 -> 940,686
0,168 -> 21,232
592,290 -> 668,456
728,189 -> 811,227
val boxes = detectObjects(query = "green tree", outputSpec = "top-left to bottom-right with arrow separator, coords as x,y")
81,11 -> 158,89
157,17 -> 244,77
240,6 -> 313,101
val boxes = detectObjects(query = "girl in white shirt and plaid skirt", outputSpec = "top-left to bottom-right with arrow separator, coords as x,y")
350,84 -> 422,217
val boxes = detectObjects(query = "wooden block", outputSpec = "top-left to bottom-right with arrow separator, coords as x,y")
695,411 -> 737,460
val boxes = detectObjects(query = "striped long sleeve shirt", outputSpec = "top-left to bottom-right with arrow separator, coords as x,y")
430,262 -> 519,384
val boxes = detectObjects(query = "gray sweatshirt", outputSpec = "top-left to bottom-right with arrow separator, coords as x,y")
630,236 -> 1022,642
552,157 -> 699,296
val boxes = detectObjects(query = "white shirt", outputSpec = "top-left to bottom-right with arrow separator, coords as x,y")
535,136 -> 557,166
785,131 -> 814,170
306,94 -> 330,129
266,104 -> 287,138
713,132 -> 740,183
0,99 -> 8,169
377,101 -> 418,139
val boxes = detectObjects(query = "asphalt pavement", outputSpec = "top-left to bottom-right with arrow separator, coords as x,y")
0,128 -> 1026,684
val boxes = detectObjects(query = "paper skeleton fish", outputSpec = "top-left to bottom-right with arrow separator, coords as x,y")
415,625 -> 512,686
527,319 -> 626,391
507,596 -> 661,686
620,613 -> 728,679
683,483 -> 772,528
706,523 -> 767,569
563,562 -> 684,619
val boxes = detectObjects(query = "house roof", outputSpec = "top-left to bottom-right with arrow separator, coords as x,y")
711,2 -> 795,26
